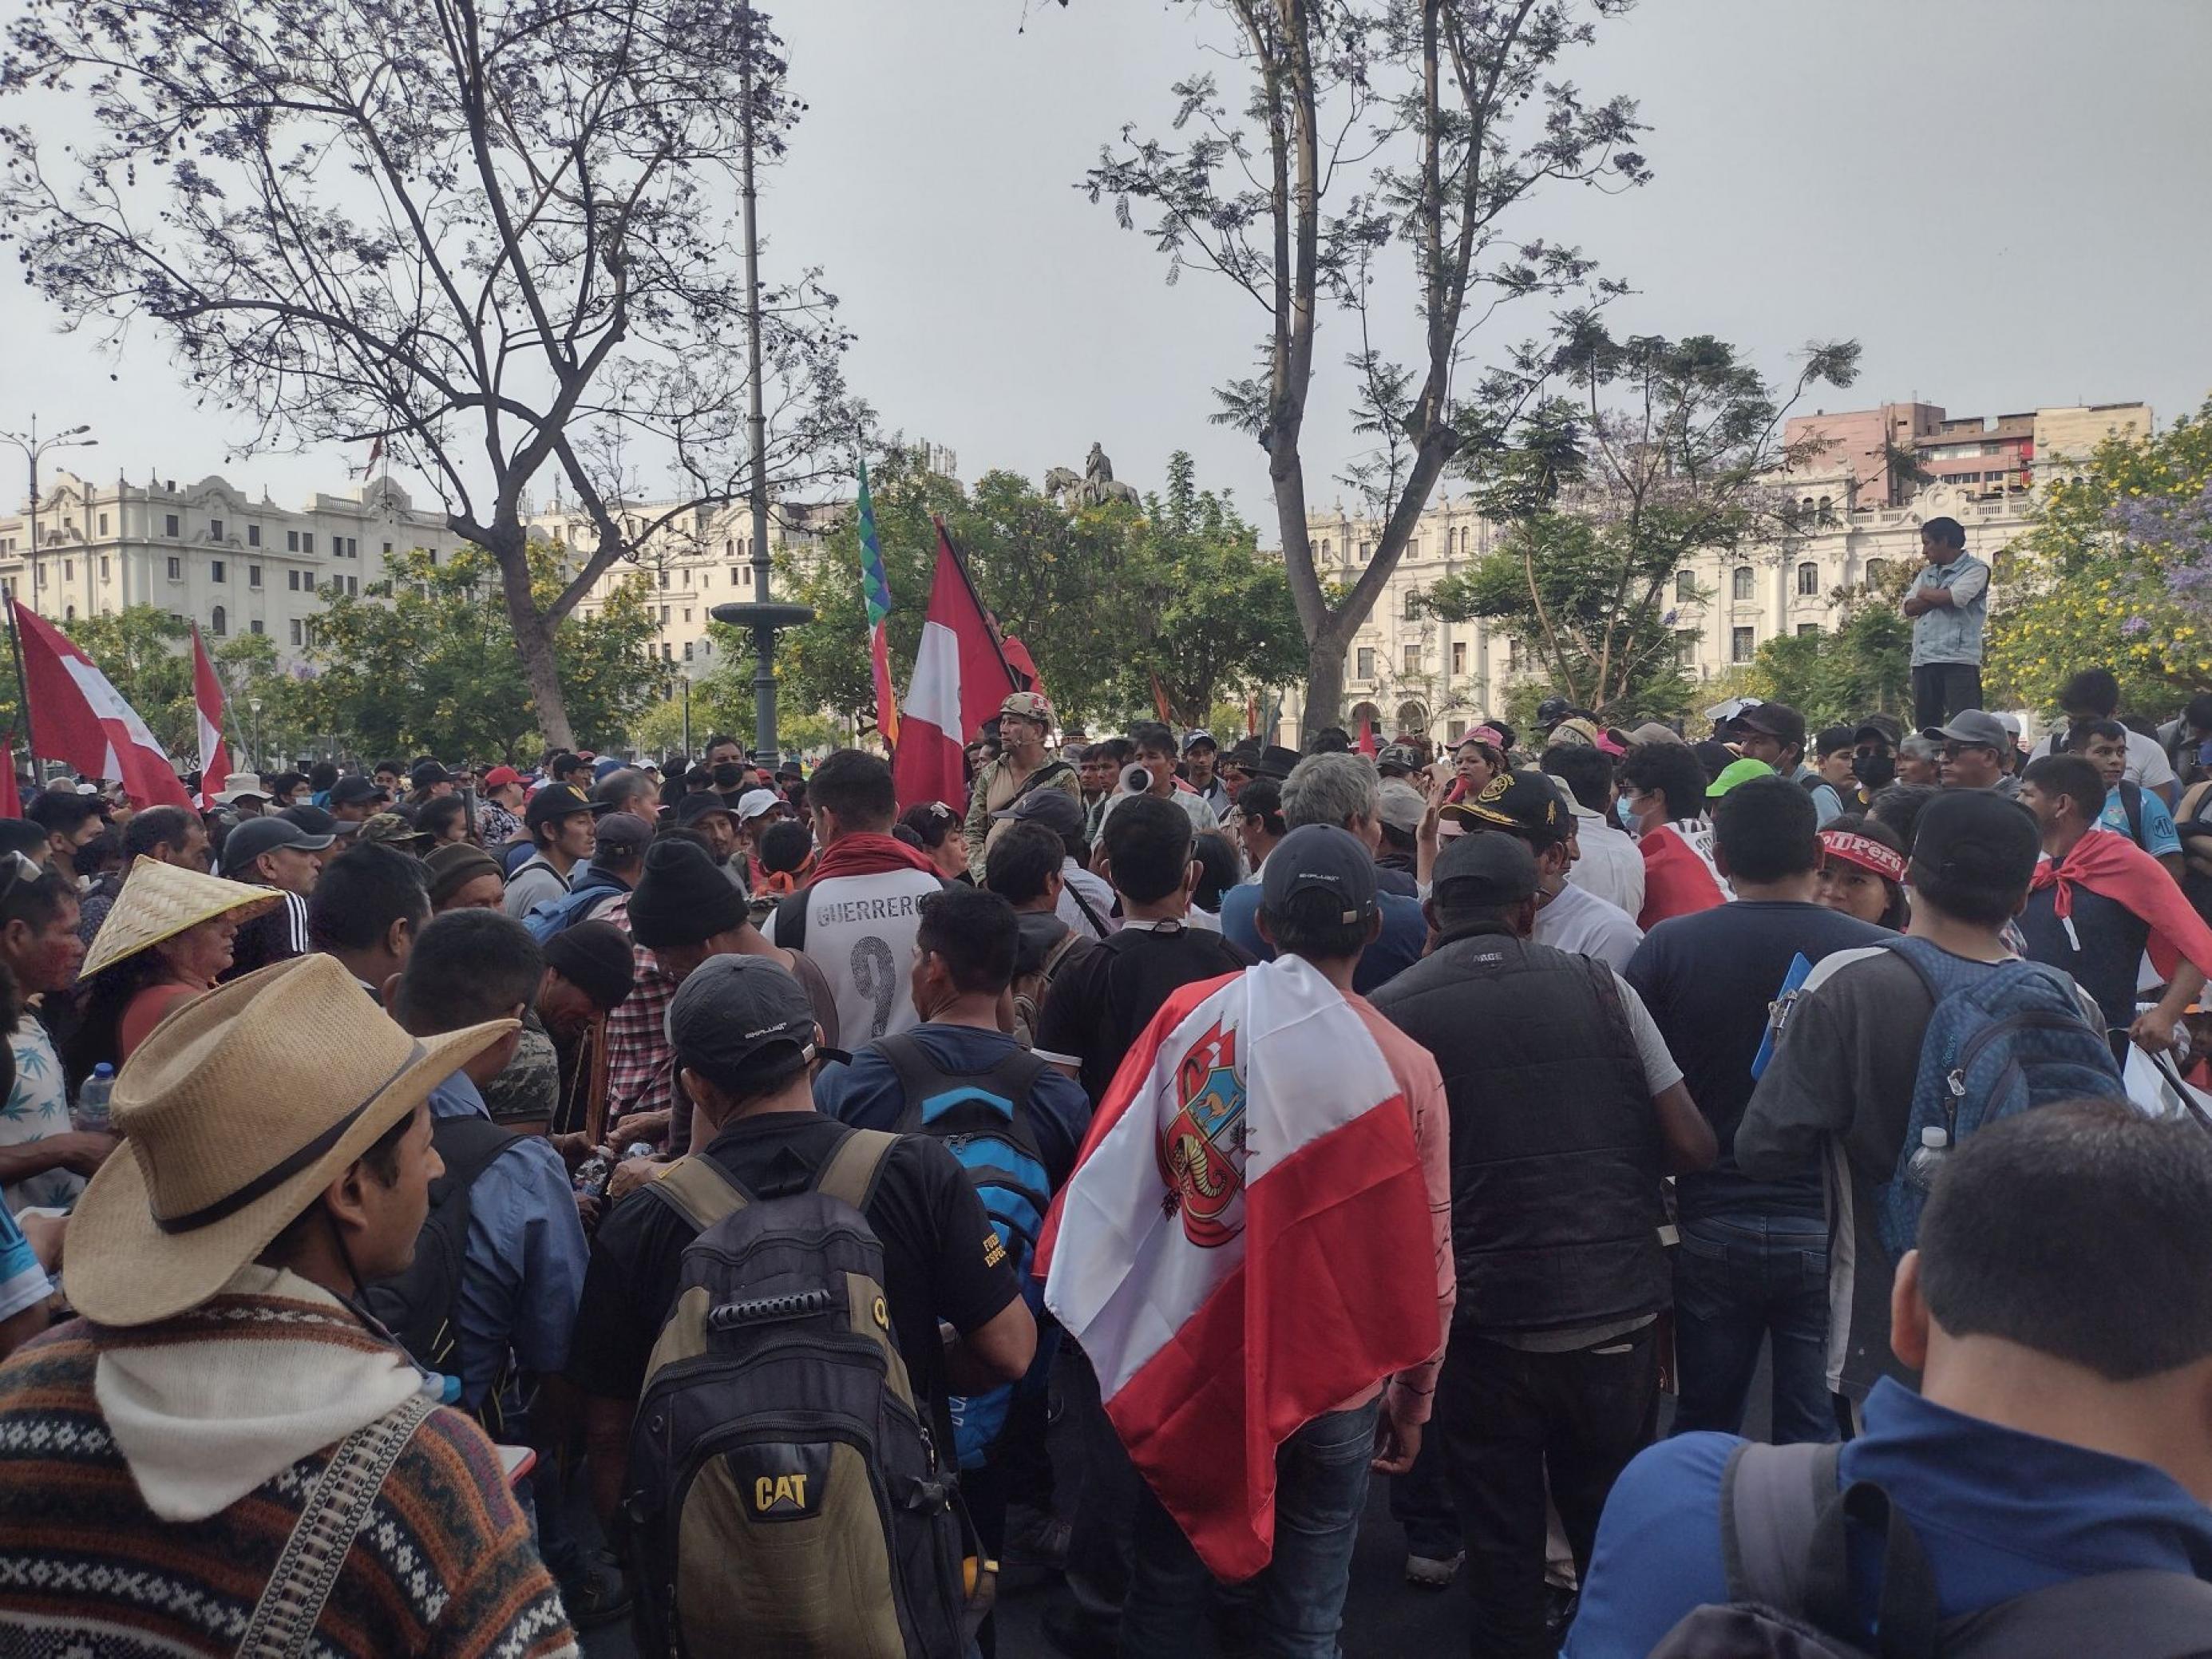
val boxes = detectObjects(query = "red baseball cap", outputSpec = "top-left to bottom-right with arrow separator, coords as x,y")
481,765 -> 524,789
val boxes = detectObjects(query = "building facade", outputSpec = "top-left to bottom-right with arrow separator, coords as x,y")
544,497 -> 847,676
1287,398 -> 2151,748
0,471 -> 468,657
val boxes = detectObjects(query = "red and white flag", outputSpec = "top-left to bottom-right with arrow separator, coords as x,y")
1036,956 -> 1438,1579
891,521 -> 1020,812
1636,818 -> 1731,929
192,625 -> 232,811
10,601 -> 192,809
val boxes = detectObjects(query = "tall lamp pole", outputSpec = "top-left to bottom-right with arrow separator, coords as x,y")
710,5 -> 810,760
0,418 -> 98,777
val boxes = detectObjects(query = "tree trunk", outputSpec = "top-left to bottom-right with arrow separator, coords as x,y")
1302,628 -> 1349,740
484,520 -> 576,751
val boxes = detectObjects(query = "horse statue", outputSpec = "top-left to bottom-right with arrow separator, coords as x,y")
1047,445 -> 1142,509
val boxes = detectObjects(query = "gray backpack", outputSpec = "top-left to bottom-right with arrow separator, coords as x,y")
624,1130 -> 987,1658
1649,1441 -> 2212,1659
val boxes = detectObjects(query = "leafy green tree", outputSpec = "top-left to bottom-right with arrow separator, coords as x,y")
1423,327 -> 1858,719
779,446 -> 1299,736
299,544 -> 659,762
1118,454 -> 1307,727
1740,568 -> 1914,726
1986,399 -> 2212,715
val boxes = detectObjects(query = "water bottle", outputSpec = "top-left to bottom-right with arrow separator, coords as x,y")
574,1154 -> 611,1200
74,1064 -> 115,1134
1903,1124 -> 1949,1195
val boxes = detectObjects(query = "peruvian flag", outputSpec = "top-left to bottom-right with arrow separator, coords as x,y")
192,626 -> 232,811
891,521 -> 1022,811
1037,956 -> 1438,1579
10,600 -> 192,809
1636,818 -> 1732,928
0,734 -> 18,818
1357,714 -> 1377,756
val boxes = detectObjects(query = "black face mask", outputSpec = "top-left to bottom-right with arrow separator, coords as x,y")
711,762 -> 746,791
1851,751 -> 1895,791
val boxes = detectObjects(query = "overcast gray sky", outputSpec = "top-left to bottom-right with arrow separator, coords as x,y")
6,0 -> 2208,529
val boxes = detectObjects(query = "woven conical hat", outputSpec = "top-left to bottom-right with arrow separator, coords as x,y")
81,856 -> 284,980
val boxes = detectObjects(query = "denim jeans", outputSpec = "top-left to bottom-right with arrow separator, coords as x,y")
1671,1210 -> 1836,1446
1118,1399 -> 1380,1659
1434,1321 -> 1659,1659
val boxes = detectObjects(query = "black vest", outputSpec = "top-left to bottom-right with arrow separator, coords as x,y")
1371,928 -> 1669,1332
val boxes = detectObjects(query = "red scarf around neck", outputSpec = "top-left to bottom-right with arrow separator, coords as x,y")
811,831 -> 938,885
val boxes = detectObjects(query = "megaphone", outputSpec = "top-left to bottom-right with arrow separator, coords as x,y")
1120,762 -> 1153,796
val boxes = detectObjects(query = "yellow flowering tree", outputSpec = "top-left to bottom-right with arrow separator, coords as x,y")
1986,398 -> 2212,715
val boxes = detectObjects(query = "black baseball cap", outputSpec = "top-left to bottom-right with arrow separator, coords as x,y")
991,787 -> 1085,843
220,815 -> 328,875
674,789 -> 736,828
278,803 -> 340,841
330,775 -> 389,807
591,812 -> 655,856
524,783 -> 594,832
1733,701 -> 1808,752
410,760 -> 453,790
1260,825 -> 1378,926
1854,715 -> 1905,747
1182,730 -> 1217,755
1458,770 -> 1569,847
1430,830 -> 1540,908
1909,788 -> 2039,892
667,955 -> 819,1080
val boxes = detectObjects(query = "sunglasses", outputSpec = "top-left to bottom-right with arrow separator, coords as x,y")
1938,742 -> 1995,760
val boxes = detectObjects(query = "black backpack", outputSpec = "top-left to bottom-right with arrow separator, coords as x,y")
624,1129 -> 985,1659
362,1114 -> 520,1424
1649,1441 -> 2212,1659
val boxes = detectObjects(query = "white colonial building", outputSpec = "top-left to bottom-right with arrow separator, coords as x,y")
1281,398 -> 2150,747
0,471 -> 468,657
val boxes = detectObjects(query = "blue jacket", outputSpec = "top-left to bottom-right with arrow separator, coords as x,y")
1907,552 -> 1989,667
1565,1379 -> 2212,1657
426,1075 -> 589,1416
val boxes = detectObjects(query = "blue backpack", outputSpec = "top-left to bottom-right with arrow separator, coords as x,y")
1878,936 -> 2122,1256
520,870 -> 625,943
873,1031 -> 1057,1471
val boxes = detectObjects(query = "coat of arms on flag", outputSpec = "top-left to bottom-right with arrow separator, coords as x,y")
1162,1020 -> 1246,1248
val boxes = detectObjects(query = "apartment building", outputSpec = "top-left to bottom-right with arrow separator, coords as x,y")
0,471 -> 467,656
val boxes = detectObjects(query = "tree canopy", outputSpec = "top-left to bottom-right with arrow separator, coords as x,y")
297,544 -> 660,762
1422,327 -> 1858,719
1078,0 -> 1652,731
1,0 -> 861,746
776,447 -> 1302,734
1985,399 -> 2212,717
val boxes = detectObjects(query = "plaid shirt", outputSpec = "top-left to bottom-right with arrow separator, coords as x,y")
596,893 -> 681,1136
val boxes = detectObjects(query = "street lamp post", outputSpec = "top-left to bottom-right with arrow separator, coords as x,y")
708,5 -> 810,762
0,418 -> 98,779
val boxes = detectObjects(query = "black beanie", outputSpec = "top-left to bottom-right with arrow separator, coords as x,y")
628,837 -> 747,948
542,920 -> 637,1011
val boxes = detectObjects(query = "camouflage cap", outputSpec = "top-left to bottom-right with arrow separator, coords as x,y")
999,691 -> 1054,725
354,811 -> 431,853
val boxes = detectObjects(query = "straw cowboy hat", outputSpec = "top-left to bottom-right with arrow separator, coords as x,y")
65,954 -> 517,1327
79,856 -> 284,981
212,770 -> 269,806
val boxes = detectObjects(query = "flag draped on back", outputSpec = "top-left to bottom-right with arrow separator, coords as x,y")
1036,955 -> 1437,1581
192,626 -> 232,811
856,458 -> 900,747
10,601 -> 190,809
2031,828 -> 2212,982
891,521 -> 1020,811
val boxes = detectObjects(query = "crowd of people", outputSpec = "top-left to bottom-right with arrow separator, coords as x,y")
1,635 -> 2211,1657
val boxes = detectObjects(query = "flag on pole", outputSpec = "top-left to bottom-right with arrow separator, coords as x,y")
192,625 -> 233,811
1357,713 -> 1378,756
856,458 -> 900,747
891,521 -> 1022,811
1151,675 -> 1174,727
0,734 -> 19,819
1037,956 -> 1438,1580
10,601 -> 192,809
